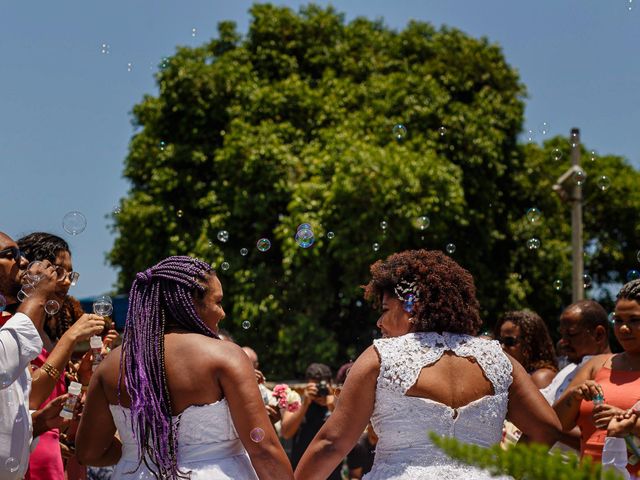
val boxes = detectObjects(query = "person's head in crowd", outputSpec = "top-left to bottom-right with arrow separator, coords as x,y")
242,346 -> 259,369
121,256 -> 222,478
613,279 -> 640,355
17,232 -> 79,298
558,300 -> 610,364
495,310 -> 558,373
305,362 -> 333,406
0,231 -> 29,303
334,362 -> 354,398
364,249 -> 481,338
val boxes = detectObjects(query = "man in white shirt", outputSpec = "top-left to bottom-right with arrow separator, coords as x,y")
0,232 -> 66,480
541,299 -> 611,453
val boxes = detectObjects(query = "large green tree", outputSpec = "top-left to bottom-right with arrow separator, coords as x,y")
109,3 -> 640,377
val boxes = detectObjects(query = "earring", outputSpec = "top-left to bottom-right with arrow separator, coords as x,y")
408,317 -> 416,324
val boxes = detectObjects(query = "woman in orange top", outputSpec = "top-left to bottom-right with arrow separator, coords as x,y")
554,279 -> 640,475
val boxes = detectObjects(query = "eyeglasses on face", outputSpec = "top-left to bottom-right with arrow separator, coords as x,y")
498,336 -> 521,347
54,266 -> 80,287
0,246 -> 22,263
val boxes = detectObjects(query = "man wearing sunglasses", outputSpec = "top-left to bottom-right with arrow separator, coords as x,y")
0,231 -> 69,480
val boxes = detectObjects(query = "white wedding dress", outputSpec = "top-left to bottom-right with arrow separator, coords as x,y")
109,399 -> 258,479
364,332 -> 513,480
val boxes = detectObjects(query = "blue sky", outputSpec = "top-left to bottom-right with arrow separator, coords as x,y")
2,0 -> 638,298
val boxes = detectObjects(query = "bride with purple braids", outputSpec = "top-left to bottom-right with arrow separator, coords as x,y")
76,256 -> 293,479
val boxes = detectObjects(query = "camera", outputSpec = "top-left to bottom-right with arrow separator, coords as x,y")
316,380 -> 330,397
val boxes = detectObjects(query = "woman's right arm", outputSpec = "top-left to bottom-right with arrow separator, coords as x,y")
506,356 -> 563,445
218,343 -> 294,480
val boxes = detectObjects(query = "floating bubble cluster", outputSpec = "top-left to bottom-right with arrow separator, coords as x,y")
392,124 -> 407,141
62,211 -> 87,235
257,238 -> 271,252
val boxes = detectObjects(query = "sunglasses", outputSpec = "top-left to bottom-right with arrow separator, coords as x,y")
0,246 -> 22,263
498,336 -> 521,347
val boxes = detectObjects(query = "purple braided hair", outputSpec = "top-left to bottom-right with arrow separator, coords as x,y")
119,256 -> 218,479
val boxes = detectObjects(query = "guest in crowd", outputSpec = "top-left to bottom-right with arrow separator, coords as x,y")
281,362 -> 342,480
0,232 -> 70,480
495,310 -> 559,389
555,279 -> 640,476
17,233 -> 105,480
242,346 -> 281,424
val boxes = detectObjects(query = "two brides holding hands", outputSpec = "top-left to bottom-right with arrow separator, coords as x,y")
76,251 -> 562,479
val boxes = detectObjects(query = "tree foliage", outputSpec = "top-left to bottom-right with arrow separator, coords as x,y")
109,3 -> 640,377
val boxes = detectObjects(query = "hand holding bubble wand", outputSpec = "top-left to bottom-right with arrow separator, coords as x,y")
90,296 -> 113,371
17,260 -> 62,315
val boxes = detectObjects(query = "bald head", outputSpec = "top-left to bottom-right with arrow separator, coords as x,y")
242,346 -> 259,369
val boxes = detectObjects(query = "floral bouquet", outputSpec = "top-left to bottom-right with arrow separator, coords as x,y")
271,384 -> 301,412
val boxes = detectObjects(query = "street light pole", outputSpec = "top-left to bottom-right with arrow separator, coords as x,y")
569,128 -> 584,302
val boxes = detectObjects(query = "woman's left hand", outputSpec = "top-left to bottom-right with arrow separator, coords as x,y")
593,403 -> 626,430
607,412 -> 638,437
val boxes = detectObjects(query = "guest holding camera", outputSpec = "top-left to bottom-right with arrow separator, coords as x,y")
281,363 -> 341,480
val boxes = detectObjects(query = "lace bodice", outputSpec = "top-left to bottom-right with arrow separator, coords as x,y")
109,399 -> 258,479
364,332 -> 513,480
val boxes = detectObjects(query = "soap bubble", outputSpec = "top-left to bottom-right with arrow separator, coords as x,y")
297,223 -> 312,232
250,427 -> 265,442
295,228 -> 315,248
25,261 -> 44,284
414,216 -> 430,231
159,141 -> 166,151
527,238 -> 541,250
20,284 -> 36,298
0,294 -> 5,312
45,300 -> 60,315
583,274 -> 592,289
113,206 -> 122,215
176,210 -> 184,218
242,321 -> 251,329
446,243 -> 456,255
93,296 -> 113,317
257,238 -> 271,252
372,243 -> 380,252
4,457 -> 19,473
526,129 -> 535,143
62,211 -> 87,235
552,148 -> 563,161
526,208 -> 542,224
627,269 -> 640,282
596,175 -> 611,191
380,221 -> 388,231
127,62 -> 133,72
191,27 -> 197,37
100,43 -> 110,55
553,279 -> 563,291
326,231 -> 335,240
392,124 -> 407,141
438,126 -> 447,137
220,262 -> 230,271
240,248 -> 248,256
570,131 -> 579,147
217,230 -> 229,243
539,122 -> 550,136
16,291 -> 27,303
590,150 -> 597,162
573,169 -> 586,186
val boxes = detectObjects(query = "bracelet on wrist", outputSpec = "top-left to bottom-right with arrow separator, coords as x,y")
41,362 -> 61,380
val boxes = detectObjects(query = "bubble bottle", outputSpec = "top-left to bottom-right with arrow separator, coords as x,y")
60,382 -> 82,419
90,335 -> 103,372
